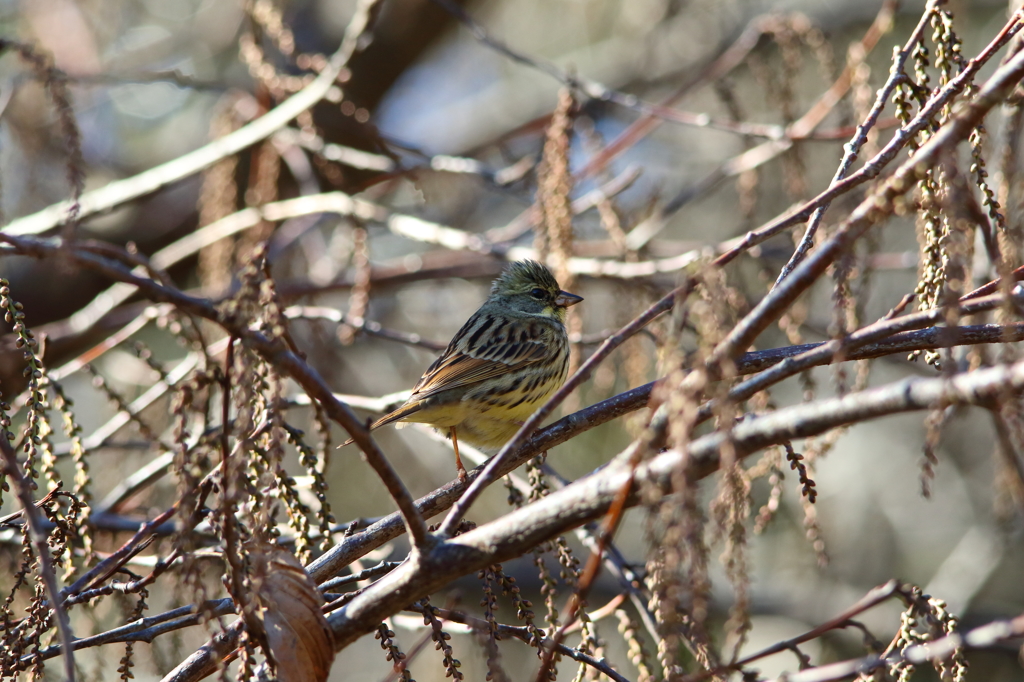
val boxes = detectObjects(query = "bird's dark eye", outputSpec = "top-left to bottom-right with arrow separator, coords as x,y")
530,288 -> 546,299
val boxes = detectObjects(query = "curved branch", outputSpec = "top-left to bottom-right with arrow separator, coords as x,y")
2,1 -> 386,238
0,234 -> 429,551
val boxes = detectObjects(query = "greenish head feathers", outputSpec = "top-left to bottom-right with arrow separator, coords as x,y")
490,260 -> 561,298
488,260 -> 581,320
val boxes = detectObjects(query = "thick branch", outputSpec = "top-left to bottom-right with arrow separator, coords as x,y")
324,358 -> 1024,649
308,319 -> 1024,581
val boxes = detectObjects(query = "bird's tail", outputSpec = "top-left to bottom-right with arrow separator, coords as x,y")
337,401 -> 422,449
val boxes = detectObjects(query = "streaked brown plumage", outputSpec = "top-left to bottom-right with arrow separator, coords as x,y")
341,260 -> 582,480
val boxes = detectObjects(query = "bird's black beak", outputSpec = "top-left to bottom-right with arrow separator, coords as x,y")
554,291 -> 583,308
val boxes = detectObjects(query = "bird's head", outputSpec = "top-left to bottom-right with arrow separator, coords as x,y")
489,260 -> 583,322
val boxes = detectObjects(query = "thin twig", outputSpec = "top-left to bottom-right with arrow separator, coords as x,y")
772,0 -> 918,290
404,603 -> 634,682
494,13 -> 775,241
716,10 -> 1024,272
701,291 -> 1022,422
27,600 -> 235,664
0,435 -> 77,682
711,29 -> 1024,365
680,580 -> 902,681
629,0 -> 901,250
761,612 -> 1024,682
283,305 -> 446,351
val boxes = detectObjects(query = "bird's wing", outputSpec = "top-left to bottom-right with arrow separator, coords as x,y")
366,311 -> 555,431
410,324 -> 549,401
368,350 -> 544,429
411,344 -> 545,399
348,331 -> 548,437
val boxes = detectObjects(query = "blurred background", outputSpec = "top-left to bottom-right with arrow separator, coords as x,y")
1,0 -> 1023,679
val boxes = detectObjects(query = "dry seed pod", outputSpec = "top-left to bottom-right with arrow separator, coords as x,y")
249,543 -> 335,682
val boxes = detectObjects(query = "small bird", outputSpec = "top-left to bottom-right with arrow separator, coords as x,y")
341,260 -> 583,481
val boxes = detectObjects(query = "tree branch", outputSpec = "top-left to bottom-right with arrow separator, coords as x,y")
323,357 -> 1024,650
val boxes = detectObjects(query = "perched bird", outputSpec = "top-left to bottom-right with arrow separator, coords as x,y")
341,260 -> 583,481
